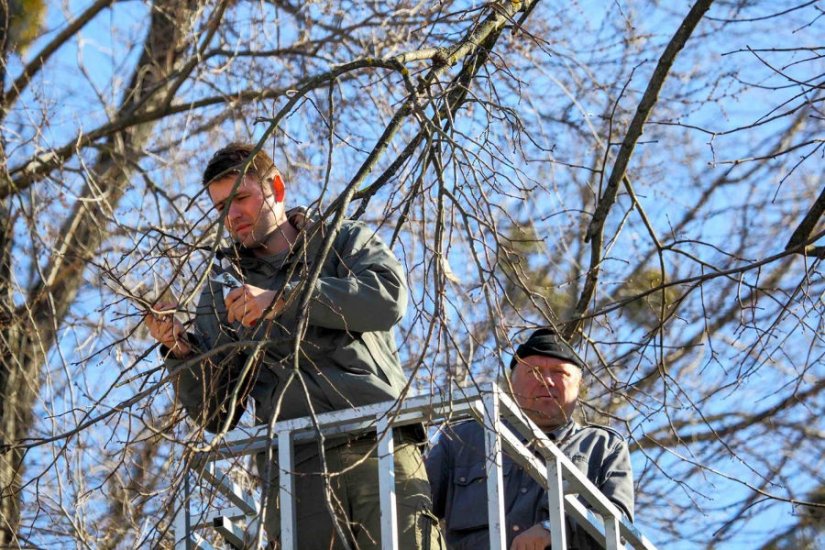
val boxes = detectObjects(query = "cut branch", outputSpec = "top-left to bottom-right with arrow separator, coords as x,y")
785,184 -> 825,254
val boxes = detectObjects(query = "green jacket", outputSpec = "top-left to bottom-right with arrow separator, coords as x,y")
164,217 -> 409,434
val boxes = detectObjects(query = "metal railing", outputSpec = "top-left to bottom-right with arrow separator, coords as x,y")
172,383 -> 657,550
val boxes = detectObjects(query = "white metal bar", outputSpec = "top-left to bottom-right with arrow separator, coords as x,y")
245,512 -> 264,550
498,391 -> 624,517
189,505 -> 254,529
377,416 -> 398,550
482,391 -> 507,550
213,516 -> 247,549
620,521 -> 658,550
214,393 -> 482,458
564,495 -> 609,543
201,463 -> 258,516
604,515 -> 623,550
190,532 -> 217,550
186,384 -> 657,550
546,456 -> 567,549
277,429 -> 296,550
497,423 -> 567,494
173,472 -> 191,550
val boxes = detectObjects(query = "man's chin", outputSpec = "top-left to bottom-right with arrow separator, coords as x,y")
234,234 -> 263,248
525,407 -> 568,431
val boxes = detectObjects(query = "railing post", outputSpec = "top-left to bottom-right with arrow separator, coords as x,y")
278,428 -> 296,550
173,469 -> 192,550
377,416 -> 398,550
604,514 -> 623,550
183,385 -> 656,550
546,456 -> 567,549
482,389 -> 507,550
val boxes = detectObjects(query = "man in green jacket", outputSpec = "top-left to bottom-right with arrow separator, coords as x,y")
146,142 -> 440,549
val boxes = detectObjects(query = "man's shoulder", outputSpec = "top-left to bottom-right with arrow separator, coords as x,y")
440,419 -> 483,436
573,422 -> 628,446
338,219 -> 387,241
433,420 -> 485,448
439,420 -> 627,444
303,218 -> 386,249
290,217 -> 368,253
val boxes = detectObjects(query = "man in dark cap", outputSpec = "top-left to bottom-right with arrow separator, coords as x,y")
425,328 -> 634,549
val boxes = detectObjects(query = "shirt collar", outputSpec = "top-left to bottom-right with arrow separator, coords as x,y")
503,417 -> 577,445
546,419 -> 576,441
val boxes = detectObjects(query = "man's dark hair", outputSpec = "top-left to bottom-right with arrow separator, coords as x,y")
202,142 -> 278,186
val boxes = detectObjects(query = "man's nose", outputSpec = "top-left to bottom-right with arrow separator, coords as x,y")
539,373 -> 555,386
227,202 -> 242,220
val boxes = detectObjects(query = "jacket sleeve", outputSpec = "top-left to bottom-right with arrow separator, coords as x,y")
598,439 -> 635,522
162,286 -> 249,434
281,221 -> 408,333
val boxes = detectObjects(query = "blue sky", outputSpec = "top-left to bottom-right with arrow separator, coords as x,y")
5,1 -> 824,548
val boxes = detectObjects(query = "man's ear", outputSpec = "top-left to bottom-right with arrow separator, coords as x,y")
271,173 -> 285,203
578,377 -> 588,400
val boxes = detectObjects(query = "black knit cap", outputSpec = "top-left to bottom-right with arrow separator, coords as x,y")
509,328 -> 585,371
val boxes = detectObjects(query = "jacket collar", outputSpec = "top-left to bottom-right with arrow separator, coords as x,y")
546,419 -> 576,441
503,417 -> 577,445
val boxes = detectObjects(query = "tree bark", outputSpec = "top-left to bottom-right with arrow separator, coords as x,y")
0,1 -> 198,545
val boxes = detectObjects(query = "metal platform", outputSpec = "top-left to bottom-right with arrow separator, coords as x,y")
172,383 -> 657,550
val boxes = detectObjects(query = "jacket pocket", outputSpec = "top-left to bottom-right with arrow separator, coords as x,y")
446,464 -> 490,532
570,453 -> 590,478
316,365 -> 396,412
447,460 -> 519,533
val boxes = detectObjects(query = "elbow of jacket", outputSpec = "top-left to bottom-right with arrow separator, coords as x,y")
200,408 -> 240,434
179,396 -> 241,435
353,282 -> 406,331
375,292 -> 407,329
387,298 -> 406,326
352,307 -> 404,332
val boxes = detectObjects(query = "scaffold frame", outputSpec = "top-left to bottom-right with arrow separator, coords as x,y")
172,383 -> 657,550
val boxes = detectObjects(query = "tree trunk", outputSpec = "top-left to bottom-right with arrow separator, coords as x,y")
0,1 -> 198,544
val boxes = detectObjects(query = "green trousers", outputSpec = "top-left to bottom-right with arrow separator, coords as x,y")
260,433 -> 444,549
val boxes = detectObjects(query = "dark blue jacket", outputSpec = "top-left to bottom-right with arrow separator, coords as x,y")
425,419 -> 634,549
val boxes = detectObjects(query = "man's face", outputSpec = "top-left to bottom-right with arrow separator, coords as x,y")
208,174 -> 282,248
510,355 -> 582,431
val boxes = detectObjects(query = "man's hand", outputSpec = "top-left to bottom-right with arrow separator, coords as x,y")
145,301 -> 191,358
510,523 -> 552,550
224,284 -> 284,327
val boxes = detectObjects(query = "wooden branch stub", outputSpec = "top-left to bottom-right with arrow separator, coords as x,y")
785,184 -> 825,253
